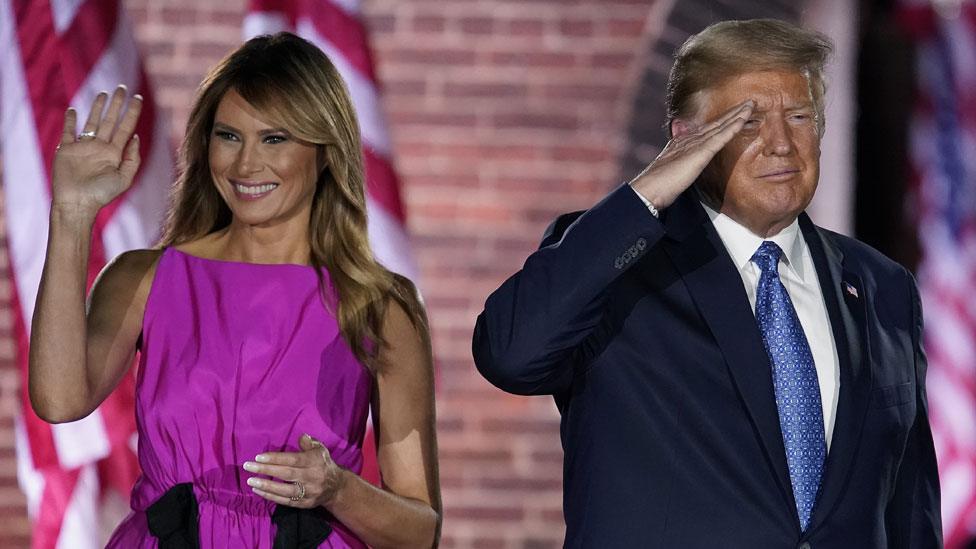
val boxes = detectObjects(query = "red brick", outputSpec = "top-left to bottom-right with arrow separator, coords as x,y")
443,82 -> 527,99
459,17 -> 494,35
412,14 -> 446,33
558,18 -> 594,37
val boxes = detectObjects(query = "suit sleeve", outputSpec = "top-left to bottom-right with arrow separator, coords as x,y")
471,184 -> 665,396
885,269 -> 943,548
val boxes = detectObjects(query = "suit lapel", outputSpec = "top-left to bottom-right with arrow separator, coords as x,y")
801,216 -> 873,532
649,191 -> 797,516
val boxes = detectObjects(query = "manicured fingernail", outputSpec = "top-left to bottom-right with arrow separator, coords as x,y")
302,433 -> 312,441
255,454 -> 270,463
246,477 -> 260,487
243,461 -> 259,472
133,94 -> 143,101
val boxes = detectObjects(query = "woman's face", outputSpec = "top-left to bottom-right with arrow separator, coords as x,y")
208,89 -> 322,229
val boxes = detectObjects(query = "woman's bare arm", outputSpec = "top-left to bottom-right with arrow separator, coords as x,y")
28,85 -> 150,423
246,299 -> 441,548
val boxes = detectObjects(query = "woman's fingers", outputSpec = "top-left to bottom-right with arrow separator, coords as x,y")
118,134 -> 141,185
112,94 -> 143,148
250,485 -> 309,507
80,91 -> 108,136
98,86 -> 128,141
243,460 -> 300,480
60,108 -> 77,147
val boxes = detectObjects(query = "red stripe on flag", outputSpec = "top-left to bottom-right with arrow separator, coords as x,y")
305,0 -> 378,82
13,0 -> 66,191
32,468 -> 81,549
364,148 -> 405,223
59,0 -> 119,97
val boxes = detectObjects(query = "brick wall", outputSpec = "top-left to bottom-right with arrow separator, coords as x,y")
0,1 -> 791,546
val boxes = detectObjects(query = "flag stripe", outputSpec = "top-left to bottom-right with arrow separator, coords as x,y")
3,0 -> 171,545
902,2 -> 976,546
59,0 -> 119,100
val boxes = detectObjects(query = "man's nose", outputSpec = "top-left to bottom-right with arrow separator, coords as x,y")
761,117 -> 795,156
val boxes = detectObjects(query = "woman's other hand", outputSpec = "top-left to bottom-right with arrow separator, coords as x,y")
244,433 -> 347,509
52,84 -> 142,214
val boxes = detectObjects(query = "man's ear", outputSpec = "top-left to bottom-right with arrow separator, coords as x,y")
670,119 -> 694,138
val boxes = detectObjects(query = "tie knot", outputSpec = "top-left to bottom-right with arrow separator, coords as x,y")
751,241 -> 783,273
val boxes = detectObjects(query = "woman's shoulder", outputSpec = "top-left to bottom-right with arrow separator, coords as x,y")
98,249 -> 166,299
106,248 -> 165,279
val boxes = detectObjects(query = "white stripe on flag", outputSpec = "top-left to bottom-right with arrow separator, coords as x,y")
0,0 -> 51,327
328,0 -> 361,16
72,12 -> 139,119
50,0 -> 84,33
367,198 -> 419,282
52,413 -> 110,469
55,464 -> 100,549
14,417 -> 43,519
296,18 -> 394,157
242,11 -> 290,40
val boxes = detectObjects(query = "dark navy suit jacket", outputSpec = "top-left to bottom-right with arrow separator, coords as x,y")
473,185 -> 942,548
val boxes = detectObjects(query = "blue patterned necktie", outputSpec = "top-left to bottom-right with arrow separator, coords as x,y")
751,241 -> 826,532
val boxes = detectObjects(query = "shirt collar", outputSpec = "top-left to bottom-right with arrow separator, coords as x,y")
700,202 -> 807,282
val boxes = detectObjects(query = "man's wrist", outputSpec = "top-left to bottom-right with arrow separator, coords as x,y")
629,184 -> 660,218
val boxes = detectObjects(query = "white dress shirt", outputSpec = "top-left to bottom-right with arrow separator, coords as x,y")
701,203 -> 840,449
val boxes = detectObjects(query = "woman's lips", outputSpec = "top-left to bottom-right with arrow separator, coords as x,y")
231,180 -> 279,200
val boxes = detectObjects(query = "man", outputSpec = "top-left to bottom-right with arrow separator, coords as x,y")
472,19 -> 942,548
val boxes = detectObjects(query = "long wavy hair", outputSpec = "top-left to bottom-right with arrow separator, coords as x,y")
158,32 -> 426,371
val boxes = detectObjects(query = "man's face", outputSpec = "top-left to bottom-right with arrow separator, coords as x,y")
691,70 -> 821,237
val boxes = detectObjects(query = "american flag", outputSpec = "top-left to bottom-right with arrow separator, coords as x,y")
243,0 -> 420,485
0,0 -> 170,546
900,1 -> 976,546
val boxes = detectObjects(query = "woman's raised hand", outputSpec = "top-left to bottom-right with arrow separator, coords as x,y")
51,85 -> 143,214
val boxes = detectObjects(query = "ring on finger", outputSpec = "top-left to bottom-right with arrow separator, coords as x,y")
289,480 -> 306,501
78,130 -> 97,139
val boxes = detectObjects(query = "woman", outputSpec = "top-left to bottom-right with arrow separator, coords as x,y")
29,33 -> 440,548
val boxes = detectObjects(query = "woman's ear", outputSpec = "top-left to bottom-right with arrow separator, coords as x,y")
316,145 -> 329,175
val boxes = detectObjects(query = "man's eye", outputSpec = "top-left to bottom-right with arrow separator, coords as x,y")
264,135 -> 287,144
790,114 -> 811,122
743,119 -> 760,129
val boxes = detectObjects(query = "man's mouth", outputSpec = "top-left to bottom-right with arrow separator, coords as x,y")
758,168 -> 801,180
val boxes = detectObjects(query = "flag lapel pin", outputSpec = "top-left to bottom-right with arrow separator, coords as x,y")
844,281 -> 859,299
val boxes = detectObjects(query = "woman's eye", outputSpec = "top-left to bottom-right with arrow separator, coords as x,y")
264,135 -> 287,144
214,131 -> 238,141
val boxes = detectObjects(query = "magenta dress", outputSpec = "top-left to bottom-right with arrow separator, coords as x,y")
107,247 -> 371,548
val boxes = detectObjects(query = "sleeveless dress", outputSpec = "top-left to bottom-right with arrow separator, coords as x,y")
107,247 -> 371,548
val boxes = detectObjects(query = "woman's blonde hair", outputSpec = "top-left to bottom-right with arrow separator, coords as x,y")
665,19 -> 833,137
158,32 -> 426,371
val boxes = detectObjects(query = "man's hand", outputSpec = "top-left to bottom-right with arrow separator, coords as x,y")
629,100 -> 754,210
